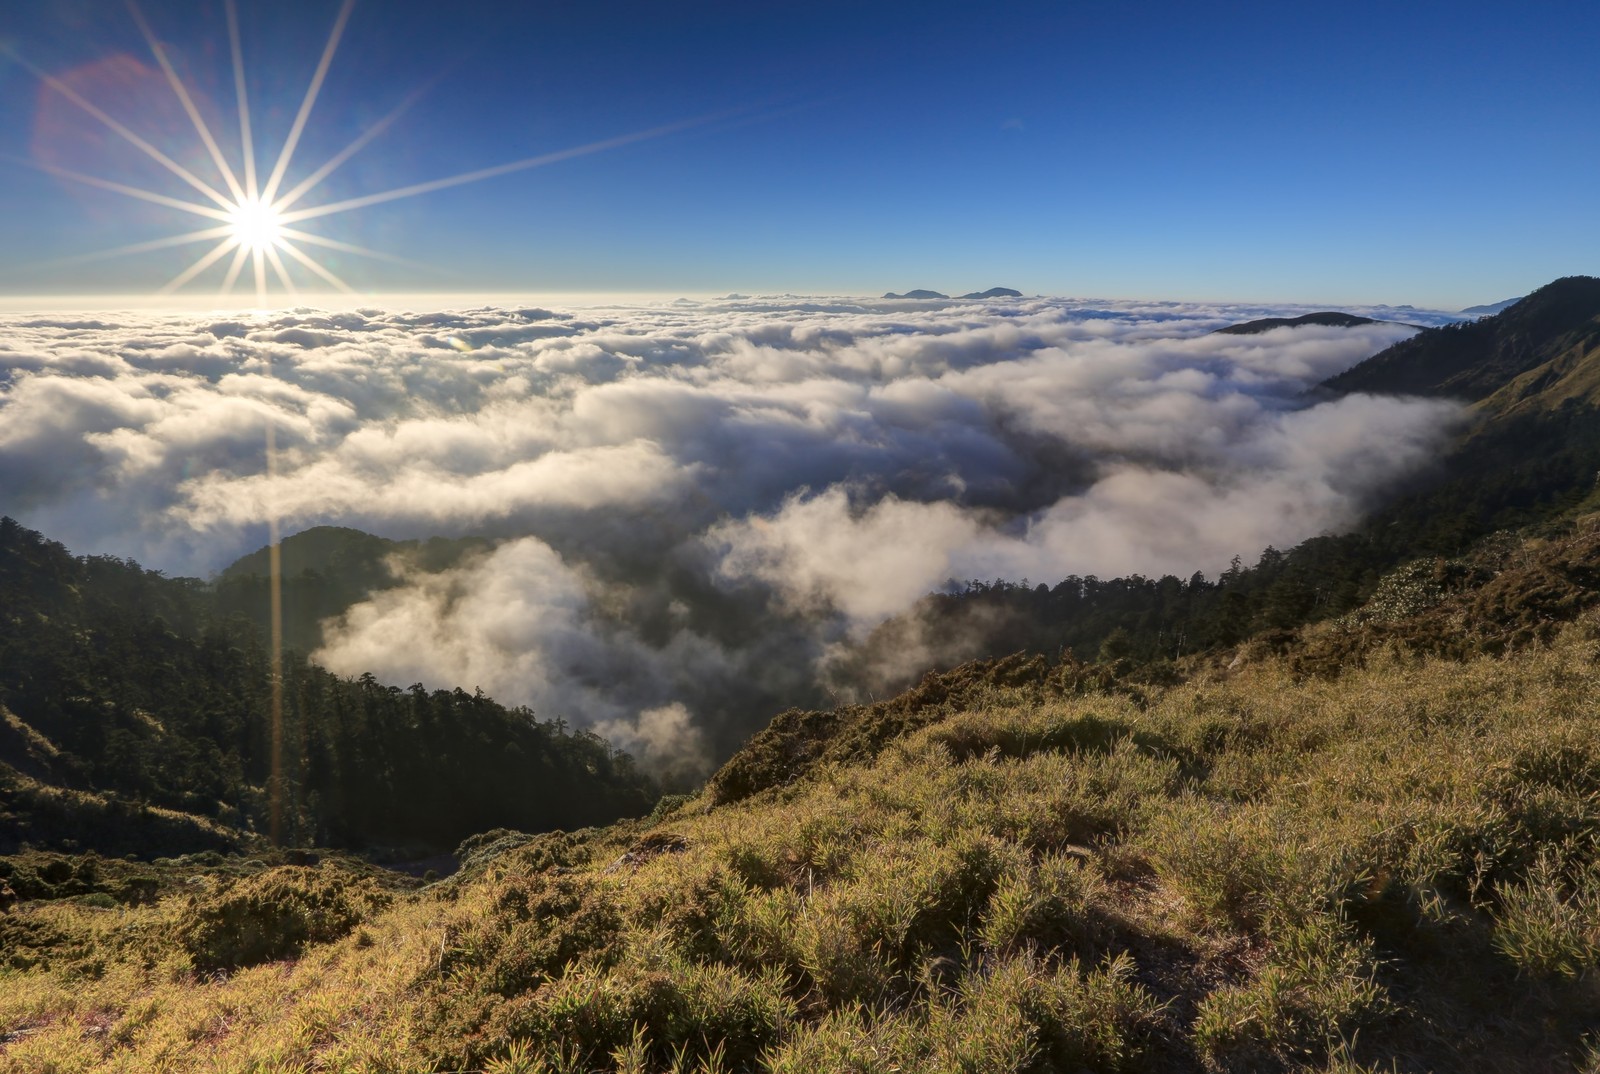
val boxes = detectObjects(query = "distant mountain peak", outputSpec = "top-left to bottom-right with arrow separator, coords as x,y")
1461,296 -> 1524,316
1214,311 -> 1387,335
881,287 -> 1024,300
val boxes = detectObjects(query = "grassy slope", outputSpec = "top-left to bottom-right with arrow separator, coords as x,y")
5,597 -> 1600,1071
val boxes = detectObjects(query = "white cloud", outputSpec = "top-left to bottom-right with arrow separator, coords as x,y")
313,537 -> 599,709
710,488 -> 986,627
0,294 -> 1463,772
594,702 -> 710,787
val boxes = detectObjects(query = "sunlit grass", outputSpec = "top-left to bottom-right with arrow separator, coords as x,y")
6,624 -> 1600,1070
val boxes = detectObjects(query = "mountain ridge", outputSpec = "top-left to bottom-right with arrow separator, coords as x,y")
216,527 -> 492,654
1322,275 -> 1600,402
1461,296 -> 1522,316
1213,311 -> 1389,334
880,287 -> 1023,300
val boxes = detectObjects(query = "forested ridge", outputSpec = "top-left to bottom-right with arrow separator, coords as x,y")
1324,275 -> 1600,401
0,517 -> 655,856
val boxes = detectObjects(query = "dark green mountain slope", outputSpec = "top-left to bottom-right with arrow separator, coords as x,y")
1323,275 -> 1600,562
1477,318 -> 1600,420
1323,275 -> 1600,401
0,519 -> 655,855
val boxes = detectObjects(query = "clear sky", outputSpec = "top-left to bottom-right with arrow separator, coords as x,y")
0,0 -> 1595,308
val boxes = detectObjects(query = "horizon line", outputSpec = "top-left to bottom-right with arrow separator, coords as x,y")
0,289 -> 1479,315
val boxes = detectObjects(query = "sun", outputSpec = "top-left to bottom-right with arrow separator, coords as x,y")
228,198 -> 284,254
9,0 -> 703,304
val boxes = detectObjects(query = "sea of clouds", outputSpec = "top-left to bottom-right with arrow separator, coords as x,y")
0,293 -> 1463,776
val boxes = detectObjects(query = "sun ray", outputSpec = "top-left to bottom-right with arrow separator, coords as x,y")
125,0 -> 246,204
159,235 -> 239,293
264,243 -> 298,295
3,45 -> 235,211
278,238 -> 355,293
271,84 -> 429,213
259,0 -> 356,206
276,116 -> 707,225
276,225 -> 433,271
49,224 -> 234,266
252,246 -> 267,306
225,0 -> 258,200
220,242 -> 251,294
28,159 -> 235,222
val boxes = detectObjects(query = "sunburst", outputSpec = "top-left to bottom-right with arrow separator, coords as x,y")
6,0 -> 703,305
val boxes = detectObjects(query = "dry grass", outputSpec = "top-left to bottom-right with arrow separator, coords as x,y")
7,626 -> 1600,1072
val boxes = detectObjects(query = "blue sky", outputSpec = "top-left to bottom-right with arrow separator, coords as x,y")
0,0 -> 1595,307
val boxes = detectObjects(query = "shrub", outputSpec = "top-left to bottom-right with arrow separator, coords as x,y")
650,793 -> 696,820
1010,954 -> 1160,1072
784,833 -> 1009,1005
454,828 -> 537,877
981,850 -> 1112,960
177,865 -> 390,971
1145,801 -> 1320,932
1493,850 -> 1600,978
437,871 -> 625,999
763,952 -> 1157,1073
475,959 -> 792,1072
1194,915 -> 1385,1067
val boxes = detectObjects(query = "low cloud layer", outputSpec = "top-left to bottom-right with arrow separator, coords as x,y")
0,294 -> 1462,774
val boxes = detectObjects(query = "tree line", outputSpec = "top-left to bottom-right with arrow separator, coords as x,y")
0,517 -> 655,854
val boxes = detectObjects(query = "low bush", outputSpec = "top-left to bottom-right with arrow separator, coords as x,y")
177,865 -> 390,972
981,850 -> 1113,961
1193,915 -> 1386,1068
1493,849 -> 1600,978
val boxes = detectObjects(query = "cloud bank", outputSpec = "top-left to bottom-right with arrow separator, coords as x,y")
0,294 -> 1462,773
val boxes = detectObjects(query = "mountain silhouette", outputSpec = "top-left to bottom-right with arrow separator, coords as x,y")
1461,296 -> 1523,316
1214,311 -> 1385,334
